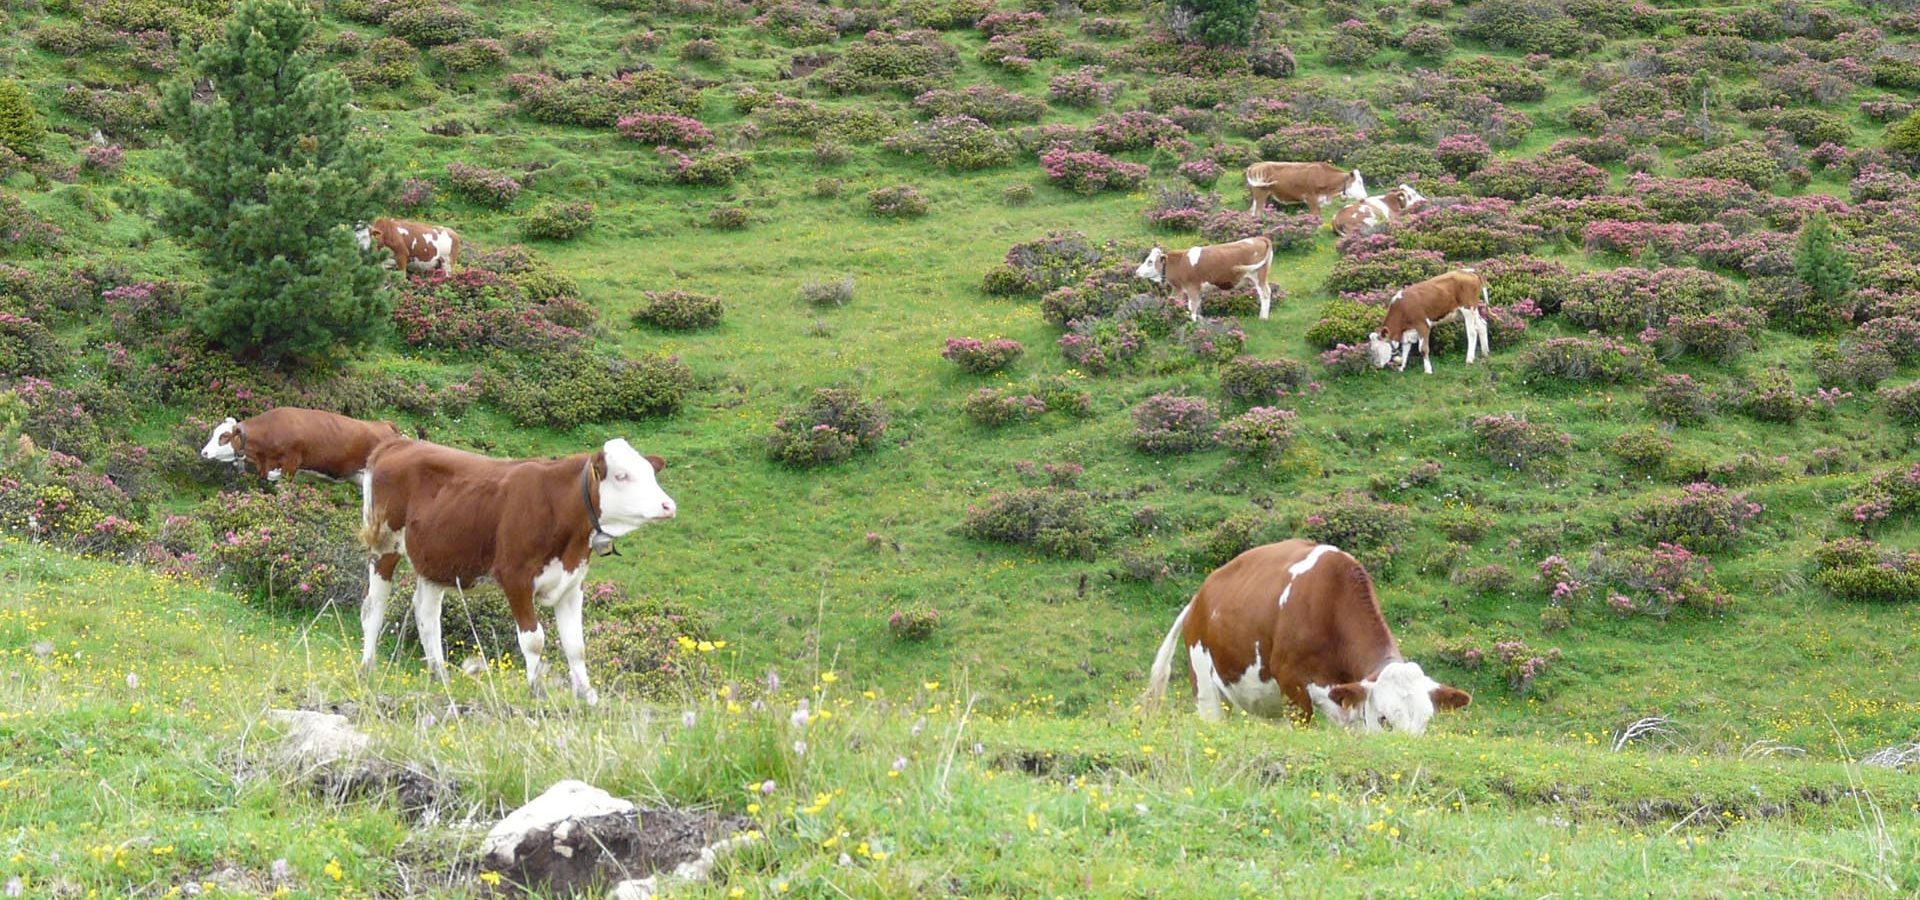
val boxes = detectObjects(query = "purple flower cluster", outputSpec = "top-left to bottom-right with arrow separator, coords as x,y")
942,336 -> 1025,374
445,162 -> 522,208
617,113 -> 716,148
1040,148 -> 1147,195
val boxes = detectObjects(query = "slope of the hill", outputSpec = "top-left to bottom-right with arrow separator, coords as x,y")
0,0 -> 1919,830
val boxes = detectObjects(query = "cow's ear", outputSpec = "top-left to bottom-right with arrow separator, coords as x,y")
591,449 -> 608,479
644,454 -> 667,474
1430,685 -> 1472,711
1327,682 -> 1370,709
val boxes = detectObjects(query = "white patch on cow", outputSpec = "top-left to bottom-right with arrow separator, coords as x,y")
1278,544 -> 1338,608
426,231 -> 454,268
1388,290 -> 1403,306
353,224 -> 372,251
596,438 -> 676,535
1346,171 -> 1368,201
395,225 -> 409,239
551,578 -> 597,704
518,624 -> 548,692
1186,246 -> 1204,267
1187,643 -> 1228,722
200,418 -> 240,463
1134,247 -> 1166,283
1362,197 -> 1390,221
359,560 -> 394,673
1367,331 -> 1394,368
531,557 -> 585,607
1306,682 -> 1353,726
1399,184 -> 1428,208
1219,644 -> 1287,718
266,468 -> 283,481
413,578 -> 448,680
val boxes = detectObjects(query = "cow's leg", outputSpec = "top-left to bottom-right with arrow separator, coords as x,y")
1283,683 -> 1315,727
1477,309 -> 1492,359
502,576 -> 546,697
1186,286 -> 1202,322
1464,309 -> 1478,365
271,451 -> 302,483
412,578 -> 449,683
1422,328 -> 1435,375
359,552 -> 401,673
552,583 -> 599,705
1256,269 -> 1273,320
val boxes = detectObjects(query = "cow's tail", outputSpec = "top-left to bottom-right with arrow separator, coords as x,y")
1480,274 -> 1490,309
1143,601 -> 1193,705
1244,167 -> 1275,188
357,478 -> 381,551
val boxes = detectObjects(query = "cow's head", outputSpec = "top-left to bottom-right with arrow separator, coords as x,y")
200,417 -> 242,463
1315,662 -> 1470,735
1134,246 -> 1167,283
1345,170 -> 1369,202
1366,331 -> 1397,368
1394,183 -> 1427,209
593,438 -> 676,537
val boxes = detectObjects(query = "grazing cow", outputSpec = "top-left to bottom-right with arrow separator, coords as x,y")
355,218 -> 462,274
357,438 -> 676,705
1367,269 -> 1492,375
199,407 -> 404,483
1135,236 -> 1276,321
1330,184 -> 1428,238
1145,540 -> 1470,733
1244,161 -> 1368,216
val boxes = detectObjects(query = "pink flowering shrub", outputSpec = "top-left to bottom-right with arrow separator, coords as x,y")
767,388 -> 889,467
1624,174 -> 1758,223
1648,308 -> 1762,362
195,486 -> 362,608
942,336 -> 1025,374
617,113 -> 716,148
663,150 -> 750,185
1325,247 -> 1448,293
887,603 -> 940,641
962,388 -> 1048,426
1562,267 -> 1739,333
1318,342 -> 1372,378
1048,66 -> 1121,108
867,185 -> 930,218
1255,124 -> 1367,164
1395,198 -> 1543,259
0,311 -> 68,378
1483,300 -> 1540,348
1635,482 -> 1763,551
1215,406 -> 1297,465
1178,158 -> 1224,188
1813,538 -> 1920,603
1129,393 -> 1219,454
1143,183 -> 1218,232
1585,542 -> 1733,617
391,270 -> 579,352
1040,148 -> 1147,195
913,85 -> 1045,124
1471,413 -> 1572,470
1300,491 -> 1410,570
394,177 -> 435,210
1219,355 -> 1312,405
1516,196 -> 1654,241
0,195 -> 63,253
1086,110 -> 1180,153
961,487 -> 1098,559
445,162 -> 522,208
1438,638 -> 1560,695
1434,133 -> 1491,175
1466,154 -> 1606,200
1059,315 -> 1148,374
81,144 -> 125,175
991,231 -> 1112,298
505,70 -> 701,125
1581,221 -> 1722,260
0,448 -> 143,554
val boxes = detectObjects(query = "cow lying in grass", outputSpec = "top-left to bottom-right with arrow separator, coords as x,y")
1367,269 -> 1491,375
1146,539 -> 1470,733
1331,184 -> 1427,238
1135,236 -> 1276,321
1244,161 -> 1367,216
199,407 -> 404,484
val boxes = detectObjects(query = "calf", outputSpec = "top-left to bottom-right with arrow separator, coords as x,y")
1135,236 -> 1276,321
356,217 -> 462,274
1367,269 -> 1491,375
1331,184 -> 1428,238
199,407 -> 404,483
1145,539 -> 1470,732
357,438 -> 676,704
1245,161 -> 1368,216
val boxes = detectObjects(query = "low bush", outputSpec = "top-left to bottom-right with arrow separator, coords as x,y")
0,446 -> 145,558
1215,406 -> 1296,466
664,151 -> 751,186
507,70 -> 701,126
1732,367 -> 1812,424
0,312 -> 66,378
1467,155 -> 1607,200
1814,538 -> 1920,603
1040,148 -> 1148,194
1516,337 -> 1655,386
195,486 -> 362,609
1324,248 -> 1448,294
1676,141 -> 1782,190
1400,23 -> 1452,58
1632,483 -> 1761,552
943,337 -> 1024,374
1219,355 -> 1312,405
483,348 -> 693,429
1471,413 -> 1573,470
1304,298 -> 1385,350
767,388 -> 889,467
1049,67 -> 1121,108
1811,340 -> 1896,391
708,206 -> 750,230
617,113 -> 716,148
1651,309 -> 1762,363
632,291 -> 724,331
800,275 -> 856,308
961,487 -> 1099,559
912,85 -> 1045,124
867,185 -> 930,218
883,116 -> 1013,171
522,201 -> 595,241
1880,381 -> 1920,424
1610,428 -> 1672,472
445,162 -> 522,208
1562,268 -> 1740,334
431,37 -> 508,72
1435,133 -> 1491,176
962,388 -> 1048,426
1129,393 -> 1218,454
1583,542 -> 1732,618
386,3 -> 480,46
1300,491 -> 1411,571
992,231 -> 1110,297
817,29 -> 960,95
887,602 -> 941,641
390,270 -> 578,353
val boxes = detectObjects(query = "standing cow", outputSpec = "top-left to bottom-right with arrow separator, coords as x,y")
1145,540 -> 1470,733
357,438 -> 676,705
1135,236 -> 1276,321
200,407 -> 404,483
356,218 -> 462,274
1331,184 -> 1428,238
1244,161 -> 1368,216
1367,269 -> 1492,375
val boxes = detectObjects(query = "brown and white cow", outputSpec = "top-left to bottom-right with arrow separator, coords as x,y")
1135,236 -> 1276,321
356,217 -> 461,274
1367,268 -> 1491,375
1145,540 -> 1470,733
357,438 -> 676,705
1330,184 -> 1428,238
1244,161 -> 1368,216
199,407 -> 404,484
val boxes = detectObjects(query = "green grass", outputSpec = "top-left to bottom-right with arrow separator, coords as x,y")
6,0 -> 1920,892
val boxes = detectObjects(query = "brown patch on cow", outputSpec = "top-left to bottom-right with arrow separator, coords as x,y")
1431,685 -> 1472,710
230,407 -> 406,482
1244,161 -> 1357,215
644,454 -> 667,474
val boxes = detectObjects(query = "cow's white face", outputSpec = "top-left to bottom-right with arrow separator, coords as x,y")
1397,184 -> 1427,208
200,417 -> 240,462
1345,171 -> 1368,201
1319,662 -> 1470,735
1134,247 -> 1166,283
1366,332 -> 1395,368
596,438 -> 676,536
353,223 -> 372,252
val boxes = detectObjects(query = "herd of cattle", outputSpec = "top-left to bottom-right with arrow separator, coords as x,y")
188,156 -> 1483,733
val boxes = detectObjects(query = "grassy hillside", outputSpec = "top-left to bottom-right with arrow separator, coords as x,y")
5,0 -> 1920,891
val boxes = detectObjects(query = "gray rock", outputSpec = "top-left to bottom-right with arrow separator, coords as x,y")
267,709 -> 369,770
482,780 -> 639,893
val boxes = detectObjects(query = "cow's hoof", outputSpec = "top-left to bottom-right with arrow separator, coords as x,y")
576,687 -> 601,707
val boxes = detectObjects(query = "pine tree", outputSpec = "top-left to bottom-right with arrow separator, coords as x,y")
1794,211 -> 1853,304
158,0 -> 391,367
1172,0 -> 1258,47
0,79 -> 46,161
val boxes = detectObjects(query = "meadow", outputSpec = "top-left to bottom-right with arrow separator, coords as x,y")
4,0 -> 1920,893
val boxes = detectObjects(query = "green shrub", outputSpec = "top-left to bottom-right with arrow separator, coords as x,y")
0,80 -> 45,161
1610,428 -> 1672,472
1676,141 -> 1782,190
1794,212 -> 1853,306
1172,0 -> 1257,47
386,4 -> 481,47
1219,355 -> 1311,405
767,388 -> 889,467
483,348 -> 693,429
430,38 -> 508,72
1886,110 -> 1920,156
887,602 -> 941,641
1304,298 -> 1385,349
962,487 -> 1100,559
632,291 -> 723,331
1301,491 -> 1410,571
195,486 -> 362,608
522,201 -> 596,241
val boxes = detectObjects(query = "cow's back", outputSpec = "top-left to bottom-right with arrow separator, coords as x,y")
1248,161 -> 1342,188
1186,540 -> 1395,694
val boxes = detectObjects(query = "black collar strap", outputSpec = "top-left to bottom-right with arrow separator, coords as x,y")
580,462 -> 620,556
228,423 -> 248,467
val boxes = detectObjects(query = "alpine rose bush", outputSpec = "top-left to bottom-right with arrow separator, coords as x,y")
632,291 -> 725,331
445,162 -> 522,208
1467,155 -> 1606,200
1516,337 -> 1655,385
1040,148 -> 1147,194
1129,393 -> 1219,454
1471,413 -> 1573,470
1215,406 -> 1297,465
942,336 -> 1024,374
1562,268 -> 1740,333
1435,133 -> 1492,176
617,113 -> 716,148
1633,482 -> 1762,551
1645,373 -> 1712,424
766,388 -> 890,467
